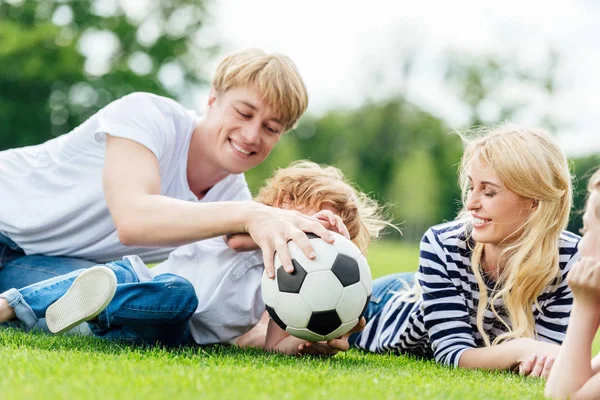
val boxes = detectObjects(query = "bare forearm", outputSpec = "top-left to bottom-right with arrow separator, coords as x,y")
458,340 -> 524,370
545,302 -> 600,399
114,196 -> 261,247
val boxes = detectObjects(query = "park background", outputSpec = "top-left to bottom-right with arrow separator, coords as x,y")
1,0 -> 600,398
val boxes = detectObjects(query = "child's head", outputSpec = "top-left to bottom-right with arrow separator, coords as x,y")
211,49 -> 308,133
580,169 -> 600,259
254,161 -> 393,252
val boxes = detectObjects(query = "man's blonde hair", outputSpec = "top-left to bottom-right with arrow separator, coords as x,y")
254,161 -> 396,252
212,49 -> 308,132
456,124 -> 572,346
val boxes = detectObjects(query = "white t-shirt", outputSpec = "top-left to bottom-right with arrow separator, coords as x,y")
128,238 -> 265,345
0,92 -> 251,263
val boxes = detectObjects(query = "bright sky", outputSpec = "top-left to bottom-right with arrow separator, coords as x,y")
204,0 -> 599,157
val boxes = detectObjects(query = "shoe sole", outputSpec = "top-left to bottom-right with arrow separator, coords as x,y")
46,266 -> 117,334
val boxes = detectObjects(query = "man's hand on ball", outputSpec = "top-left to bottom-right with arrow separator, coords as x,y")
247,204 -> 335,279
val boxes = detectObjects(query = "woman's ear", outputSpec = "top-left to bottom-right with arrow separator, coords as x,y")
532,199 -> 539,209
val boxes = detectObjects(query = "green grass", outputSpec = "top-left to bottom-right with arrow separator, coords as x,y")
0,241 -> 593,399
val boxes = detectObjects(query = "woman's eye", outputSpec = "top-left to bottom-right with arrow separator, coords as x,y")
237,110 -> 251,118
484,191 -> 497,198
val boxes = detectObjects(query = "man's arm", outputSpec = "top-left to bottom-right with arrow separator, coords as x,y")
102,136 -> 337,277
103,135 -> 258,246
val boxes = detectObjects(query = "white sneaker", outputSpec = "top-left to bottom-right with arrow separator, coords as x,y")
46,266 -> 117,334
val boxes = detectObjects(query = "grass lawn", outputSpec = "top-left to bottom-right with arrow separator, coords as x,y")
0,240 -> 595,399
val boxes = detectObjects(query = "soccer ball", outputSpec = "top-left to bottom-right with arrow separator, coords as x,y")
261,232 -> 372,342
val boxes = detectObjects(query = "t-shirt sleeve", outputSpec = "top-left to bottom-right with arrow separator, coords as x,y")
535,242 -> 580,344
419,228 -> 477,367
94,92 -> 173,161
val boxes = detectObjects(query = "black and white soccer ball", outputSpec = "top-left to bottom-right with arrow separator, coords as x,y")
261,232 -> 372,342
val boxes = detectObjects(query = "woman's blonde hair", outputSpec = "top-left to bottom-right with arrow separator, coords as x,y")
212,49 -> 308,132
457,124 -> 572,346
254,160 -> 396,252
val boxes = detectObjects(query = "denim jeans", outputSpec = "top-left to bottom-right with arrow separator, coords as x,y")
0,232 -> 96,293
349,272 -> 415,345
1,259 -> 199,346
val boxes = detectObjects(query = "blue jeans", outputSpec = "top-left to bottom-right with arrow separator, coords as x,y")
0,233 -> 96,293
349,272 -> 415,345
0,259 -> 199,346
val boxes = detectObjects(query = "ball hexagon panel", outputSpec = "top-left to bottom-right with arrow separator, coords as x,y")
285,327 -> 324,342
286,238 -> 338,274
299,271 -> 343,312
306,310 -> 342,336
331,254 -> 361,287
274,292 -> 312,328
331,232 -> 362,259
356,255 -> 372,295
335,282 -> 368,322
277,260 -> 307,293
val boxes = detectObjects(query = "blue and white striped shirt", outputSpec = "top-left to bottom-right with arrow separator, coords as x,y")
355,220 -> 580,367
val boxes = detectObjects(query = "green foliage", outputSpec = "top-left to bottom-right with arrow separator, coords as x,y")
569,155 -> 600,235
0,0 -> 215,150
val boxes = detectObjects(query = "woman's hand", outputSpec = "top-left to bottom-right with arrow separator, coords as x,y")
515,338 -> 561,379
518,353 -> 555,379
567,257 -> 600,307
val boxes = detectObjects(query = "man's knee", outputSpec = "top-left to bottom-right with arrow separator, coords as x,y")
156,274 -> 198,315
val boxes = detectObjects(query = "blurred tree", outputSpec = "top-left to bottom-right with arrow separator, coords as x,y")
0,0 -> 216,150
444,50 -> 561,130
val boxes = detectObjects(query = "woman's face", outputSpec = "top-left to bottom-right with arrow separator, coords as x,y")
579,192 -> 600,259
465,154 -> 536,247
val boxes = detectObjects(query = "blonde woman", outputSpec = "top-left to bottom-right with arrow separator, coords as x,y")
546,169 -> 600,398
351,125 -> 580,378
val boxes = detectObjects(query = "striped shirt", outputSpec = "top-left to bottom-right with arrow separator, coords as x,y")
355,220 -> 581,367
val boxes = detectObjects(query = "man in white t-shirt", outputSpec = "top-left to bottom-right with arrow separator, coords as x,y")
0,49 -> 335,293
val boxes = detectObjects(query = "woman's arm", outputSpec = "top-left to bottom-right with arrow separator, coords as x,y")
459,337 -> 559,372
